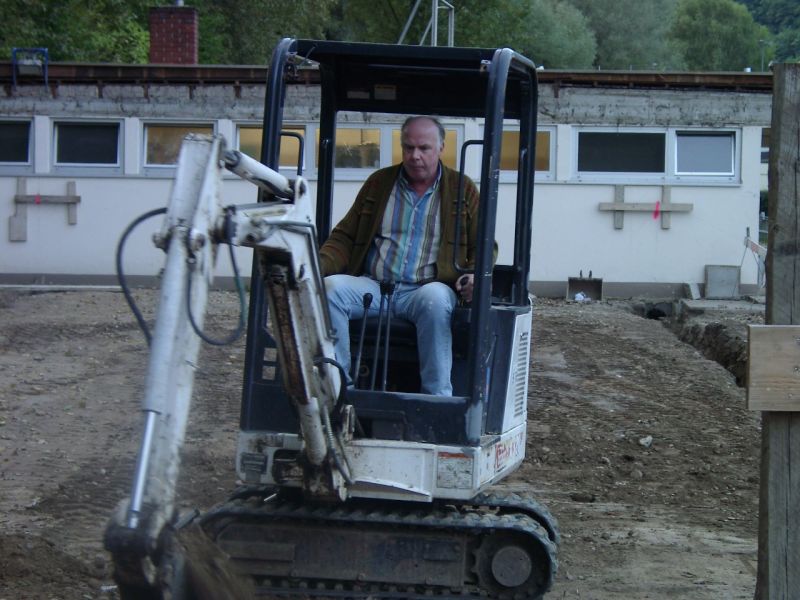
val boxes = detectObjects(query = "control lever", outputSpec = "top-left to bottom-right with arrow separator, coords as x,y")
369,280 -> 392,390
352,293 -> 373,384
380,281 -> 396,391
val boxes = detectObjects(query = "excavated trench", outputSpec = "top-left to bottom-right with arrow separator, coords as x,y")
630,299 -> 762,387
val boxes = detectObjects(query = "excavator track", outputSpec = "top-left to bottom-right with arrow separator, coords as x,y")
195,489 -> 558,599
465,491 -> 561,546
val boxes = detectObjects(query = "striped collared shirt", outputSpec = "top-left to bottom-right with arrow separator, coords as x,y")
365,165 -> 442,283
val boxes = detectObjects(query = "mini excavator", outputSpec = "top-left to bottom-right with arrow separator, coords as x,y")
105,39 -> 559,599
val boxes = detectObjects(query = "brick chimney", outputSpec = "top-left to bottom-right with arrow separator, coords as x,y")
149,5 -> 199,64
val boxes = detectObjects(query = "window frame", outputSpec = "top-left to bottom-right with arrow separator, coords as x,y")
573,127 -> 667,182
331,125 -> 383,172
142,121 -> 216,173
309,121 -> 464,182
488,124 -> 555,183
235,122 -> 308,174
52,119 -> 122,173
760,127 -> 770,165
0,119 -> 33,165
673,130 -> 737,178
572,126 -> 741,185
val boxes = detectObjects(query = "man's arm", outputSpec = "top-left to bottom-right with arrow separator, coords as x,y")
456,180 -> 480,302
457,176 -> 497,303
320,166 -> 398,277
319,225 -> 355,276
319,188 -> 366,276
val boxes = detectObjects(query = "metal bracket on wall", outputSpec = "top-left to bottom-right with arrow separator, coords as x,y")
9,178 -> 81,242
598,185 -> 692,230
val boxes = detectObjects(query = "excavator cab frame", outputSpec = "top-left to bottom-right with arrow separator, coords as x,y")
240,38 -> 539,460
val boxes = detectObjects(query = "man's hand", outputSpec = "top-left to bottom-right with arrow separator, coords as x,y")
456,274 -> 474,303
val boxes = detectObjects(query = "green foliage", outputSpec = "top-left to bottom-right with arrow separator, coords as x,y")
741,0 -> 800,31
466,0 -> 597,68
670,0 -> 771,70
736,0 -> 799,62
337,0 -> 596,68
774,27 -> 800,61
2,0 -> 794,70
0,0 -> 149,62
336,0 -> 412,43
567,0 -> 684,69
194,0 -> 337,64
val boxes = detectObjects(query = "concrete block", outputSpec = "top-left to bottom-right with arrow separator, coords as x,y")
705,265 -> 740,299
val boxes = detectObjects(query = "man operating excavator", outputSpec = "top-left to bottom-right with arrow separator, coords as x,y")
320,115 -> 480,396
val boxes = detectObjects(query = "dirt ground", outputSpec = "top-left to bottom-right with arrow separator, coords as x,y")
0,288 -> 763,599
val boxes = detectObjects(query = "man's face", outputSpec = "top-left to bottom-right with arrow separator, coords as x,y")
401,118 -> 443,187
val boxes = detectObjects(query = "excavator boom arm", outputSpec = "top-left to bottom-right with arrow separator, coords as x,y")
106,135 -> 346,587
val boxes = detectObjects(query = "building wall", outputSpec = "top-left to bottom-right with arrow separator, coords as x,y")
0,79 -> 771,296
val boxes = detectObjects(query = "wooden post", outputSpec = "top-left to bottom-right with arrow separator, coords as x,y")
754,63 -> 800,600
598,185 -> 692,230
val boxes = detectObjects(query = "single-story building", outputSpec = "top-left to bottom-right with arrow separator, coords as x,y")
0,11 -> 773,298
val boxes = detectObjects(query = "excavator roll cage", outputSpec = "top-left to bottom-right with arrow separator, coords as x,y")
241,39 -> 540,449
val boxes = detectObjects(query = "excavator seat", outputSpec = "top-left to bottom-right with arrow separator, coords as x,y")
348,315 -> 420,392
347,306 -> 473,395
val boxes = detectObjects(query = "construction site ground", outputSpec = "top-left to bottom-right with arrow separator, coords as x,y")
0,288 -> 762,599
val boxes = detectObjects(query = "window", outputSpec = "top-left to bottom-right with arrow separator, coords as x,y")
145,124 -> 213,165
55,122 -> 119,165
676,131 -> 734,175
391,128 -> 458,169
0,121 -> 31,163
237,125 -> 305,170
498,130 -> 552,172
315,128 -> 381,169
578,132 -> 665,173
574,127 -> 739,183
238,126 -> 262,159
335,128 -> 381,169
760,127 -> 770,164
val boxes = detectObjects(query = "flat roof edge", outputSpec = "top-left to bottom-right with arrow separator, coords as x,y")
0,62 -> 773,93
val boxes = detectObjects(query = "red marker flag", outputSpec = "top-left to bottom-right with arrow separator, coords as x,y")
653,200 -> 660,220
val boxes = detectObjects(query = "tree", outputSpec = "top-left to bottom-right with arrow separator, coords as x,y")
0,0 -> 149,62
670,0 -> 771,70
736,0 -> 799,62
774,27 -> 800,61
194,0 -> 337,64
741,0 -> 800,30
337,0 -> 596,68
467,0 -> 597,68
567,0 -> 684,69
335,0 -> 416,44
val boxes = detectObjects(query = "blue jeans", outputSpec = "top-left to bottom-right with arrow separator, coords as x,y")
325,274 -> 457,396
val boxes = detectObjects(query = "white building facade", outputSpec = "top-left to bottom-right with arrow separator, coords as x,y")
0,63 -> 772,297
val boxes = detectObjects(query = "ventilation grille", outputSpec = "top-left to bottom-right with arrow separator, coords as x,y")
513,330 -> 529,418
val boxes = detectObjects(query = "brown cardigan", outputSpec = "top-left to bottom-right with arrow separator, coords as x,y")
319,164 -> 482,287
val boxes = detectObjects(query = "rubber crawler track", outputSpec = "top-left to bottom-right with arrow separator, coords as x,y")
198,490 -> 558,599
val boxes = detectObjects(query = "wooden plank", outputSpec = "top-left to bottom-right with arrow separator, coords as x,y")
660,186 -> 671,230
66,181 -> 78,224
9,177 -> 28,242
8,204 -> 27,242
14,195 -> 81,205
754,62 -> 800,600
747,325 -> 800,411
10,179 -> 81,235
613,185 -> 624,229
598,202 -> 692,212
